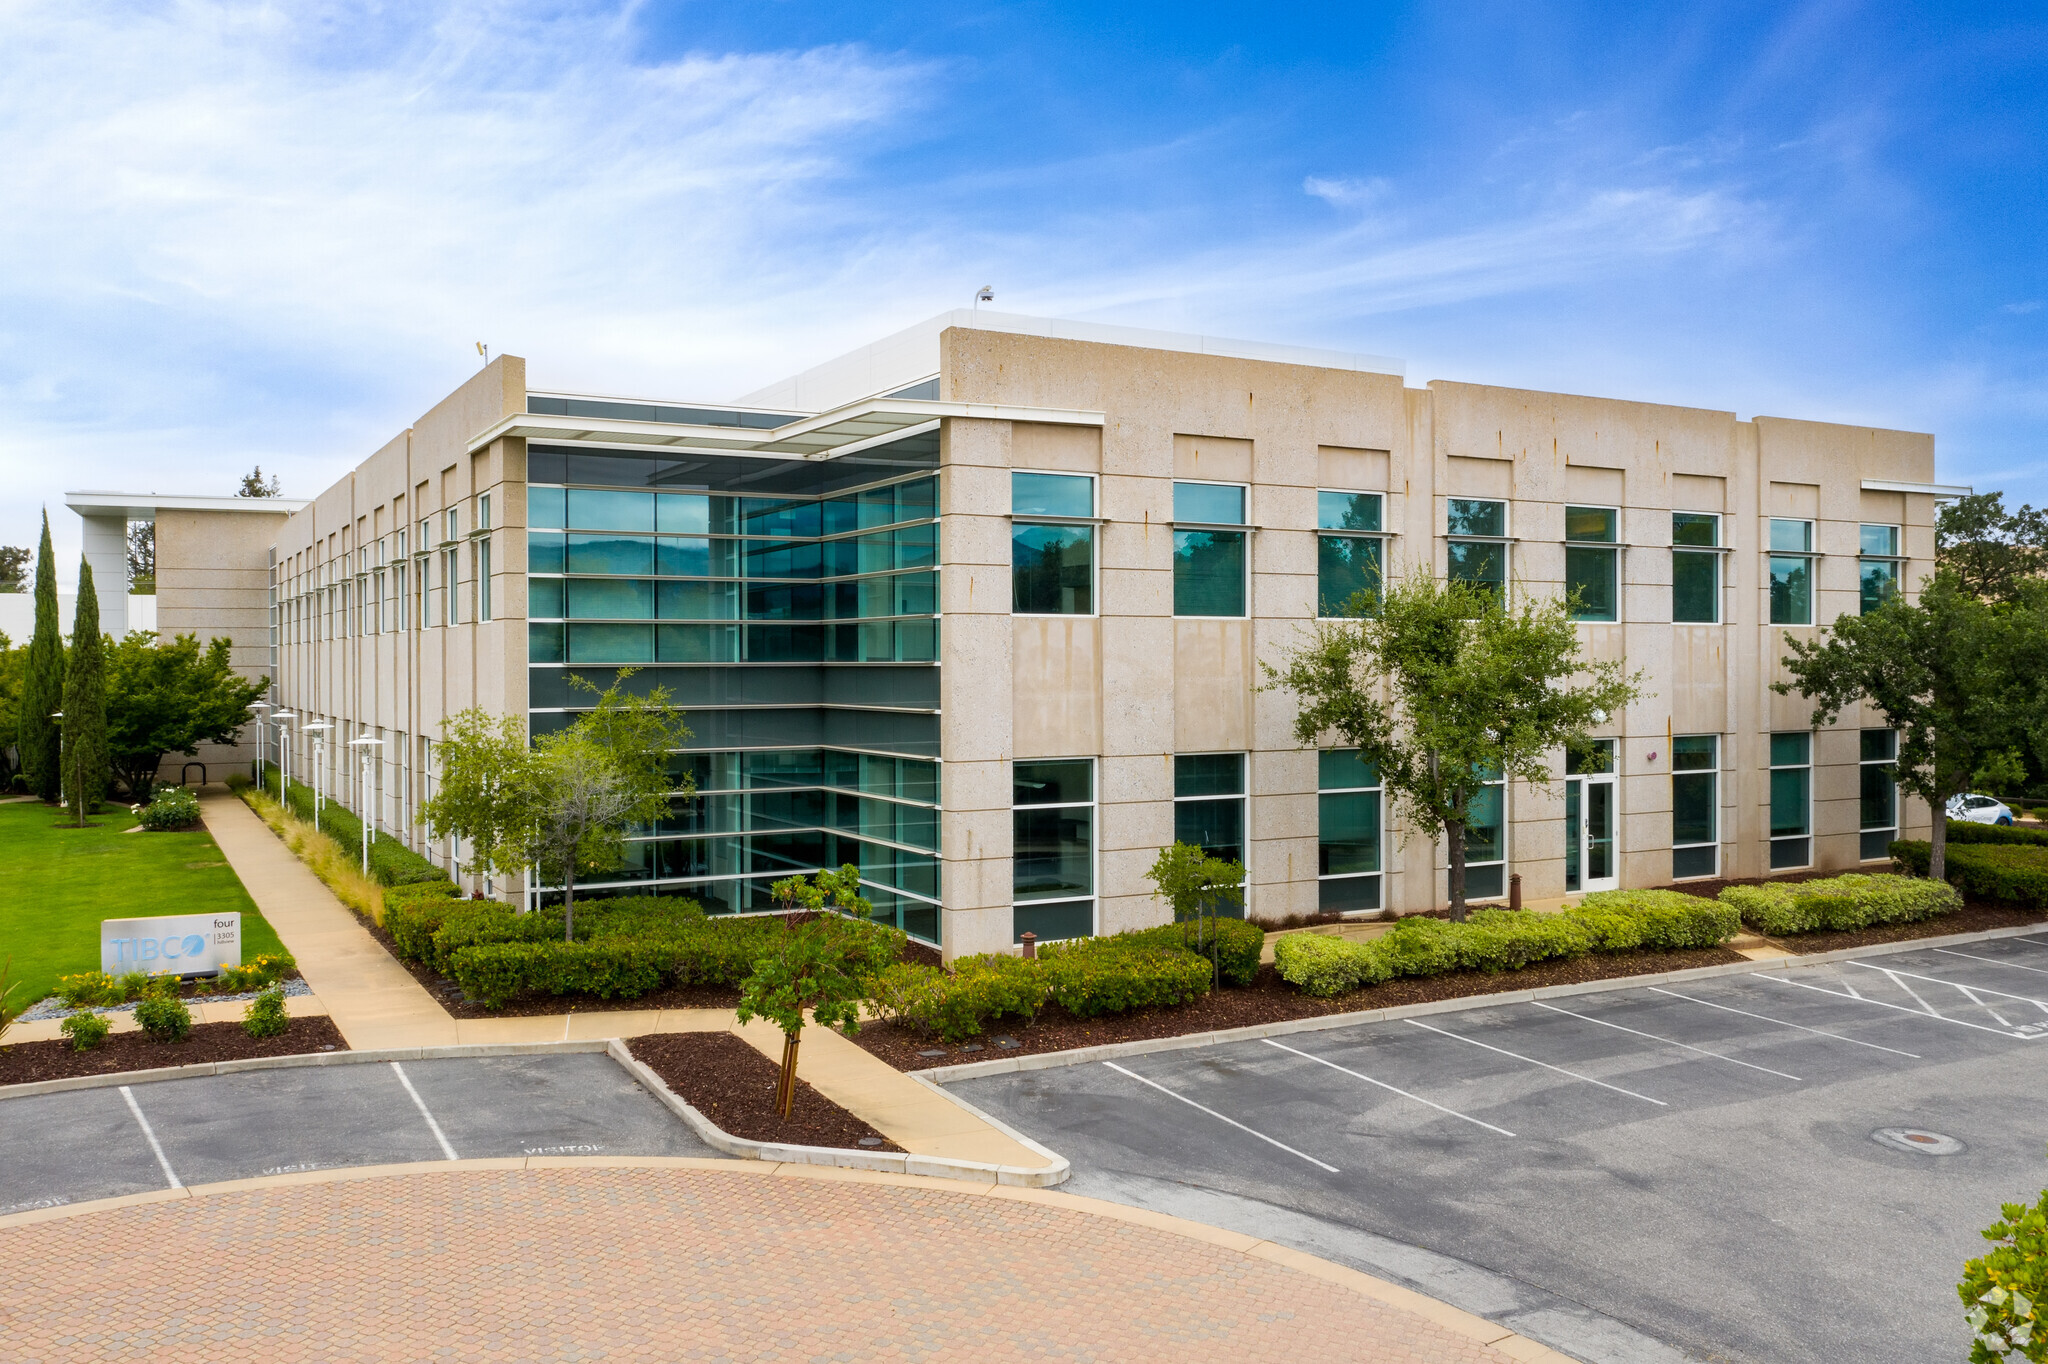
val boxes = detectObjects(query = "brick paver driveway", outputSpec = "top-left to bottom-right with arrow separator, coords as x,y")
1,1163 -> 1524,1362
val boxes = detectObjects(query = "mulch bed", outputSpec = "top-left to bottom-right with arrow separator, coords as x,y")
625,1031 -> 902,1151
1769,901 -> 2048,953
0,1017 -> 349,1087
850,948 -> 1749,1071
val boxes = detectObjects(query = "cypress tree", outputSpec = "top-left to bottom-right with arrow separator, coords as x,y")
62,557 -> 110,821
19,511 -> 63,801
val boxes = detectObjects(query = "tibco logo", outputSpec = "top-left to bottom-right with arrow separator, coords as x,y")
107,934 -> 208,965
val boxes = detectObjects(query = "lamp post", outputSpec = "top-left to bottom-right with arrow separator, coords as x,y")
347,736 -> 383,875
273,711 -> 296,805
249,701 -> 271,786
303,722 -> 332,833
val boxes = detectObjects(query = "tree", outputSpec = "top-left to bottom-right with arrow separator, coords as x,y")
1939,492 -> 2047,605
1777,570 -> 2047,881
0,632 -> 21,787
20,513 -> 64,801
418,708 -> 532,888
0,546 -> 28,593
1144,841 -> 1245,987
737,865 -> 896,1118
236,467 -> 282,498
126,524 -> 155,594
105,633 -> 267,799
61,559 -> 110,823
1264,572 -> 1644,920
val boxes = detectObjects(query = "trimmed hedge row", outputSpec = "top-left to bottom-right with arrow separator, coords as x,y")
383,893 -> 910,1008
867,932 -> 1220,1041
262,765 -> 449,887
1718,872 -> 1961,936
1273,891 -> 1740,999
1891,840 -> 2048,909
1125,916 -> 1265,987
1943,820 -> 2048,848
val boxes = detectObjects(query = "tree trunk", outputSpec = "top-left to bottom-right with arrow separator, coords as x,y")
1931,801 -> 1949,883
777,1029 -> 802,1118
1447,819 -> 1469,922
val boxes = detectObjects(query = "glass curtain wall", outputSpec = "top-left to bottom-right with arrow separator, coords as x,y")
1672,735 -> 1720,878
1014,759 -> 1094,941
526,448 -> 943,941
1769,731 -> 1813,870
1318,749 -> 1381,911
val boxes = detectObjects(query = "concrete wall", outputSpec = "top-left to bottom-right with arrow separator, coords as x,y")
936,329 -> 1939,957
155,507 -> 292,784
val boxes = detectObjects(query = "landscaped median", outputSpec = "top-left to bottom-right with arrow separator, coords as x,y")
1892,822 -> 2048,910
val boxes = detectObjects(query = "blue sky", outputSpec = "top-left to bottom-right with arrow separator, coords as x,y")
2,0 -> 2043,581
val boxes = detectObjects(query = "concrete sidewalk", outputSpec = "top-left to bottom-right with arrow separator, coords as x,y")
181,790 -> 1051,1172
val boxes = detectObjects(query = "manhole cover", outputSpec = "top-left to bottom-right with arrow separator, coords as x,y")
1872,1128 -> 1964,1156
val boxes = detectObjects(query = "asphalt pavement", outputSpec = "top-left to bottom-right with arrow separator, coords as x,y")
948,933 -> 2048,1364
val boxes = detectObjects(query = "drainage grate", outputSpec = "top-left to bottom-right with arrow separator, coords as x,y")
1872,1128 -> 1964,1156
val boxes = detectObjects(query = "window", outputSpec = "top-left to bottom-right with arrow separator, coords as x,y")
1175,754 -> 1247,895
1859,524 -> 1901,615
1672,513 -> 1720,623
372,569 -> 385,634
1446,498 -> 1507,597
1011,472 -> 1094,615
1769,519 -> 1814,625
1013,759 -> 1094,942
477,536 -> 492,622
1317,491 -> 1383,618
1860,729 -> 1898,861
1564,506 -> 1618,622
446,507 -> 460,542
1318,750 -> 1381,911
444,548 -> 460,625
1769,731 -> 1812,870
393,564 -> 407,631
477,493 -> 491,531
1173,482 -> 1247,617
1460,764 -> 1506,900
1672,735 -> 1720,879
418,554 -> 432,627
419,518 -> 433,550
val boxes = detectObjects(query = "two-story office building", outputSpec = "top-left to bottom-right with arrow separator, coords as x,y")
97,311 -> 1961,958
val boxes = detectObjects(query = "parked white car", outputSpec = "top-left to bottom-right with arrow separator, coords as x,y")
1947,793 -> 2016,826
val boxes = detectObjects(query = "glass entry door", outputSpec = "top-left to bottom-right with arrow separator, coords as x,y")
1565,741 -> 1618,894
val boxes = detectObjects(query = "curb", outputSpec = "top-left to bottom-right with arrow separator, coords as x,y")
604,1039 -> 1070,1188
0,1039 -> 616,1101
922,919 -> 2048,1082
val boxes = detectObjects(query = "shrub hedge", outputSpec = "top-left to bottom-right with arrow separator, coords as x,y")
262,766 -> 449,887
1718,872 -> 1961,935
243,986 -> 290,1038
136,786 -> 201,830
1274,893 -> 1741,998
54,952 -> 297,1007
1038,938 -> 1214,1016
1891,840 -> 2048,909
134,993 -> 192,1042
61,1011 -> 110,1050
1126,916 -> 1265,986
1943,820 -> 2048,848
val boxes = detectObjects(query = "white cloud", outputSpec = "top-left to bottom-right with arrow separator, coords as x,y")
2002,300 -> 2042,315
1302,175 -> 1392,209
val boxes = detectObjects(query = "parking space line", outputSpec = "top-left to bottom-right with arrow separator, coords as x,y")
390,1062 -> 460,1160
1756,973 -> 2030,1038
1532,1002 -> 1802,1081
1933,947 -> 2048,977
119,1086 -> 181,1190
1101,1062 -> 1339,1173
1404,1020 -> 1668,1105
1646,987 -> 1922,1058
1260,1039 -> 1515,1137
1849,960 -> 2048,1013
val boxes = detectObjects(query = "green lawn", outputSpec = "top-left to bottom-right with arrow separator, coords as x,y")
0,801 -> 288,1007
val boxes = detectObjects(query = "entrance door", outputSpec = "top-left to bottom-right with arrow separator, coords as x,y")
1565,741 -> 1619,894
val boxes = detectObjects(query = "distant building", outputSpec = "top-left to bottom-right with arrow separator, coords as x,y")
77,312 -> 1968,956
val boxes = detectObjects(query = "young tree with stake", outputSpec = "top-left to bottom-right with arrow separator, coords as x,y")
1144,841 -> 1244,988
1264,572 -> 1644,921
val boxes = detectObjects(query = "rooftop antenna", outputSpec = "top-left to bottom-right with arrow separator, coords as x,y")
973,285 -> 993,312
476,341 -> 490,367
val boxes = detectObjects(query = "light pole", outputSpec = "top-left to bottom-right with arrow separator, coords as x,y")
347,736 -> 383,875
273,711 -> 296,805
249,701 -> 271,786
303,722 -> 332,832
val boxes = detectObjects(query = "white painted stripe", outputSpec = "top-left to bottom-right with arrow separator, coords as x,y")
1849,960 -> 2048,1007
1404,1020 -> 1667,1105
1755,973 -> 2031,1038
1101,1061 -> 1339,1173
1261,1039 -> 1515,1137
120,1086 -> 181,1189
1532,1002 -> 1802,1081
390,1062 -> 459,1160
1934,947 -> 2048,977
1646,987 -> 1922,1058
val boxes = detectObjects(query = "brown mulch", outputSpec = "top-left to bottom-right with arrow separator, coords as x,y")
1767,901 -> 2048,953
367,912 -> 941,1018
624,1031 -> 902,1151
0,1017 -> 349,1087
850,948 -> 1750,1071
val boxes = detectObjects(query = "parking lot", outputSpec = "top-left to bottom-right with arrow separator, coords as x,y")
0,1052 -> 722,1215
952,934 -> 2048,1364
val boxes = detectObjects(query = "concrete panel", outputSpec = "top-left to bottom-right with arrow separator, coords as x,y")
1317,446 -> 1390,490
1013,616 -> 1101,758
1173,619 -> 1252,754
1011,421 -> 1101,473
1173,434 -> 1252,484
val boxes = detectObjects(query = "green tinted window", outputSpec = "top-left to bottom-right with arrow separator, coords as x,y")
566,577 -> 654,619
1860,558 -> 1898,614
656,494 -> 710,534
1318,791 -> 1380,875
528,531 -> 565,575
1012,472 -> 1093,517
1174,482 -> 1246,523
568,623 -> 652,663
1175,797 -> 1245,866
1318,749 -> 1379,790
1672,734 -> 1718,771
1769,555 -> 1812,624
1565,506 -> 1617,543
1173,530 -> 1245,616
1770,766 -> 1810,838
1014,760 -> 1093,806
528,577 -> 564,619
1464,783 -> 1504,864
1565,740 -> 1614,775
1447,540 -> 1505,593
1672,512 -> 1719,547
1673,549 -> 1718,622
529,486 -> 566,530
1859,524 -> 1899,556
1317,535 -> 1381,617
1672,771 -> 1717,847
567,489 -> 655,532
1861,729 -> 1897,762
1318,491 -> 1382,531
1566,546 -> 1617,621
1770,732 -> 1810,767
1769,518 -> 1812,553
1013,525 -> 1093,613
528,622 -> 564,662
1013,806 -> 1092,900
1860,762 -> 1897,831
1447,499 -> 1505,537
1175,753 -> 1244,797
